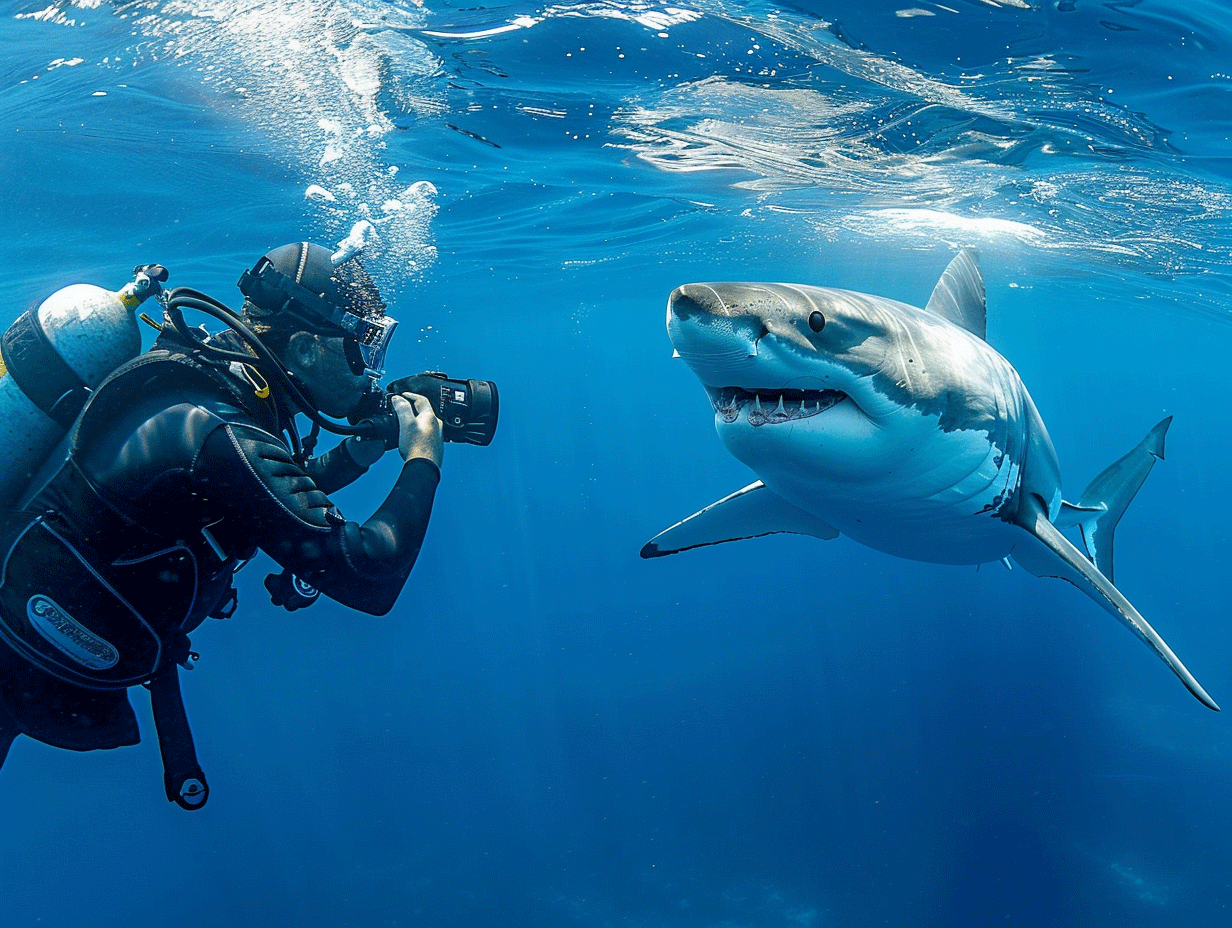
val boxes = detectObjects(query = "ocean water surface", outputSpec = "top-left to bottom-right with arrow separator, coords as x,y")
1,0 -> 1231,925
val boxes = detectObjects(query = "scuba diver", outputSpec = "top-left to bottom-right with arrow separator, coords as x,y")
0,242 -> 495,810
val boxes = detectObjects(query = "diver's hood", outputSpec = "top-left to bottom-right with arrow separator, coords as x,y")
237,242 -> 397,377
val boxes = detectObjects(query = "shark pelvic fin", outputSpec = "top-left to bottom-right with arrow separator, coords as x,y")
641,481 -> 840,558
925,248 -> 986,340
1055,417 -> 1171,584
1010,492 -> 1217,711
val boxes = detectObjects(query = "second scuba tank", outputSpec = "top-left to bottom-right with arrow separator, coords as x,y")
0,265 -> 167,509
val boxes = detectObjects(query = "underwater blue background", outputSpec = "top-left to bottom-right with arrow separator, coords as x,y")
2,0 -> 1231,925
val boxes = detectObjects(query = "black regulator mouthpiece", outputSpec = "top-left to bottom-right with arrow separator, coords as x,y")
351,372 -> 500,447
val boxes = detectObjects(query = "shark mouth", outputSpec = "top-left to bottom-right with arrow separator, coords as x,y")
706,387 -> 847,426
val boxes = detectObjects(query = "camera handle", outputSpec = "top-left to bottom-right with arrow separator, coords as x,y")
352,410 -> 401,451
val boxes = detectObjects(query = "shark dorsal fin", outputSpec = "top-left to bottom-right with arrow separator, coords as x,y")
925,248 -> 986,340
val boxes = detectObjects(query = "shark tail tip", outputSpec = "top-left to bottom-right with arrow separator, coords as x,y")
1148,416 -> 1173,461
1180,668 -> 1218,711
640,542 -> 664,559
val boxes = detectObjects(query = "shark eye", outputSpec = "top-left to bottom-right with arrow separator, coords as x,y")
808,311 -> 826,333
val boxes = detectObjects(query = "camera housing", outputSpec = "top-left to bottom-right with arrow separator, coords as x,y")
351,372 -> 499,447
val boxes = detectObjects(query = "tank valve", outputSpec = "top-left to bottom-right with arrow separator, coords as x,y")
119,264 -> 170,310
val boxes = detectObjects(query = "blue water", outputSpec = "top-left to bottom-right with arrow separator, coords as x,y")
2,1 -> 1231,925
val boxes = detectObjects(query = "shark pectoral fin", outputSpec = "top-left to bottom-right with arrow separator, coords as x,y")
641,481 -> 839,559
924,248 -> 986,340
1010,495 -> 1218,711
1067,416 -> 1172,584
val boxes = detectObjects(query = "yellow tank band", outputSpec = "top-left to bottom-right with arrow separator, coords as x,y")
0,355 -> 6,378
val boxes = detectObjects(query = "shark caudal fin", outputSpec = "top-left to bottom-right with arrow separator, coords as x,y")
1055,417 -> 1171,584
1011,492 -> 1217,711
641,481 -> 839,558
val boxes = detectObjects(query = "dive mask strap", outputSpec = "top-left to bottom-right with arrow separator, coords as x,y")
237,259 -> 396,377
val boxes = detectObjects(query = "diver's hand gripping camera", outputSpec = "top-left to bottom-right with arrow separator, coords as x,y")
267,373 -> 496,615
351,372 -> 499,447
267,372 -> 497,613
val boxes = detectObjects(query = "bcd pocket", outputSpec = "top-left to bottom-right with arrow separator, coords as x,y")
0,513 -> 194,690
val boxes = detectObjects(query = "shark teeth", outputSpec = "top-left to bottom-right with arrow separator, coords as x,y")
711,387 -> 845,426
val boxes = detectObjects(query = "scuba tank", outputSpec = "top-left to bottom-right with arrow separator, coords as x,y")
0,265 -> 167,509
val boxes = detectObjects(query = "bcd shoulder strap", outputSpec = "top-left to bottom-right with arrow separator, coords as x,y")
68,340 -> 273,456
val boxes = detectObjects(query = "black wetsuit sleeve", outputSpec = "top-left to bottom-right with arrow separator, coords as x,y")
193,422 -> 439,615
304,441 -> 371,494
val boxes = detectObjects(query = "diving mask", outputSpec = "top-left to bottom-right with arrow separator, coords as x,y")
238,250 -> 397,378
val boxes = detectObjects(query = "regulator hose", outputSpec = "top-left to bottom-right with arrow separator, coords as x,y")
162,286 -> 395,443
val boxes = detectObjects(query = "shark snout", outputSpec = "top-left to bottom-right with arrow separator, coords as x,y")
666,288 -> 759,380
667,284 -> 728,323
668,283 -> 821,358
666,282 -> 838,390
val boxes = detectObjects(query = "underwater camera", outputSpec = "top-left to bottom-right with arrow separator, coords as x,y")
352,372 -> 500,447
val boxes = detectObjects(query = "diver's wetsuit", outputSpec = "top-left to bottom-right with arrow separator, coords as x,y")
0,332 -> 439,756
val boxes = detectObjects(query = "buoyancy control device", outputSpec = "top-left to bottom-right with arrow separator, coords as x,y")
0,266 -> 168,509
0,265 -> 213,811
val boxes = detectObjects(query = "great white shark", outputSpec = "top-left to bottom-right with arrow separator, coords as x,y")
642,249 -> 1217,710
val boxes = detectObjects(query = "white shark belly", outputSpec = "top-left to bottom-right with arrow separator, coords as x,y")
759,424 -> 1023,565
